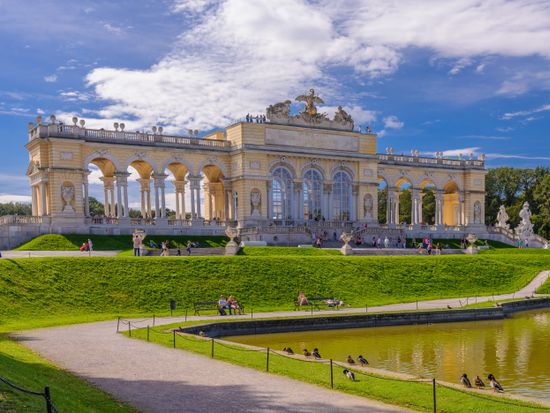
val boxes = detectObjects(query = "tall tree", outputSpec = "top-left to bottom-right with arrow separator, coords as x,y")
378,187 -> 387,224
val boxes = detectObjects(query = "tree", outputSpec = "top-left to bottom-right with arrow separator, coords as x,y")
88,197 -> 104,216
533,174 -> 550,239
378,187 -> 387,224
422,188 -> 435,224
0,202 -> 32,216
399,189 -> 411,224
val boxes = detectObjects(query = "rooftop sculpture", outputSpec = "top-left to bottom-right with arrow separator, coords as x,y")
266,89 -> 355,131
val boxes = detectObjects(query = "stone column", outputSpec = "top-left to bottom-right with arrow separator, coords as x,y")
411,188 -> 421,225
324,183 -> 332,221
190,181 -> 196,218
122,175 -> 129,218
435,190 -> 444,226
152,175 -> 166,219
100,177 -> 115,217
109,186 -> 116,218
294,185 -> 302,222
206,183 -> 213,220
83,173 -> 90,217
266,181 -> 272,221
173,181 -> 185,220
351,185 -> 359,221
233,191 -> 238,221
195,182 -> 202,219
394,190 -> 400,225
31,186 -> 38,216
138,179 -> 150,218
457,192 -> 464,226
386,188 -> 394,224
40,181 -> 48,216
115,175 -> 123,218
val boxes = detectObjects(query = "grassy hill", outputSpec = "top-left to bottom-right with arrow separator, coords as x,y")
2,253 -> 549,332
15,234 -> 228,251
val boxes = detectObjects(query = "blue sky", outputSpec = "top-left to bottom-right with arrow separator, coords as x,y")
1,0 -> 550,205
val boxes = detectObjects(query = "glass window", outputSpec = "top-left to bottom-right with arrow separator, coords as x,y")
303,169 -> 323,221
271,167 -> 293,220
333,171 -> 351,220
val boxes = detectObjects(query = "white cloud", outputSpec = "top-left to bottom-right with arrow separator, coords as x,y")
0,194 -> 31,203
497,71 -> 550,95
459,134 -> 510,141
485,153 -> 550,161
502,104 -> 550,120
81,0 -> 550,132
43,74 -> 57,83
475,63 -> 486,74
448,58 -> 472,76
383,115 -> 404,129
424,147 -> 480,157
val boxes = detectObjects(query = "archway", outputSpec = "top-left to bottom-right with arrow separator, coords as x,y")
332,170 -> 352,221
164,162 -> 190,220
442,180 -> 461,226
201,164 -> 225,221
395,177 -> 412,225
303,169 -> 323,221
420,179 -> 436,225
85,157 -> 117,218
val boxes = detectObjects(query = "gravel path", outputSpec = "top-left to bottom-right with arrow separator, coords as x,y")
15,270 -> 549,413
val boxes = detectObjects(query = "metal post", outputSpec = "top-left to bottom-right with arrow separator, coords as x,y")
128,322 -> 131,337
173,331 -> 176,348
147,325 -> 150,342
116,317 -> 120,333
330,359 -> 334,389
251,308 -> 254,319
185,308 -> 188,322
416,301 -> 418,310
365,304 -> 368,313
432,378 -> 437,413
211,338 -> 215,358
153,314 -> 156,326
311,305 -> 314,316
44,386 -> 53,413
266,348 -> 270,372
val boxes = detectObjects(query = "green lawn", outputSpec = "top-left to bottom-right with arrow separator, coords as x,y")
239,246 -> 340,255
125,325 -> 548,413
15,234 -> 228,251
2,251 -> 549,412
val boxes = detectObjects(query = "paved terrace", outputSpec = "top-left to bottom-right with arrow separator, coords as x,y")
14,271 -> 549,413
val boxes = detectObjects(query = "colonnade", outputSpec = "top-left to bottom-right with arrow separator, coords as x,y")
31,181 -> 48,216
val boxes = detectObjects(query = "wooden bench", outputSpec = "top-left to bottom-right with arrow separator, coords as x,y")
193,301 -> 245,315
294,297 -> 342,311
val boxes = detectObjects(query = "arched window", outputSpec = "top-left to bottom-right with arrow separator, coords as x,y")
333,171 -> 351,221
303,169 -> 323,221
271,167 -> 293,221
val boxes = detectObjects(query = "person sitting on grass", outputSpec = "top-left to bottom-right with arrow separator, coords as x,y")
297,291 -> 309,306
218,295 -> 228,316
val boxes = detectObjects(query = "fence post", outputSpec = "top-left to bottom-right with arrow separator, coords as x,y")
251,308 -> 254,319
185,308 -> 188,322
211,338 -> 215,358
266,348 -> 270,372
44,386 -> 53,413
153,314 -> 156,326
128,322 -> 131,337
432,378 -> 437,413
173,331 -> 176,348
365,303 -> 368,313
116,316 -> 120,333
330,359 -> 334,389
147,325 -> 150,342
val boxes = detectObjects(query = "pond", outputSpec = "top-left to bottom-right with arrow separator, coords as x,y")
226,308 -> 550,401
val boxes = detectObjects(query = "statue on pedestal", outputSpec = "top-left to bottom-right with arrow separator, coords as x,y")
495,205 -> 510,230
340,232 -> 353,255
516,202 -> 534,241
225,226 -> 240,256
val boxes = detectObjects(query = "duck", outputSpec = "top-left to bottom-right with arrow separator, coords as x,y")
358,355 -> 369,366
487,374 -> 504,392
343,369 -> 356,382
312,348 -> 322,359
347,355 -> 355,364
474,375 -> 485,388
282,347 -> 294,355
460,373 -> 472,388
303,349 -> 311,357
447,305 -> 452,309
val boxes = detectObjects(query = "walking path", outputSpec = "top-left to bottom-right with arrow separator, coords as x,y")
15,270 -> 549,413
2,250 -> 120,258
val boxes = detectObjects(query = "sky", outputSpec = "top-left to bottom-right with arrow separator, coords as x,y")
1,0 -> 550,207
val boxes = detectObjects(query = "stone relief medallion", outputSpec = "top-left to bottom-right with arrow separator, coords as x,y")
250,189 -> 261,217
61,181 -> 75,213
363,194 -> 374,219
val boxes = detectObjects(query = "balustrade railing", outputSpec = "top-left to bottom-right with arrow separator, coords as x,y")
0,215 -> 42,225
30,124 -> 232,149
377,153 -> 484,168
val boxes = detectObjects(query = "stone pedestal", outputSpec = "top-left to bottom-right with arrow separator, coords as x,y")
225,240 -> 240,256
465,245 -> 478,254
340,243 -> 354,255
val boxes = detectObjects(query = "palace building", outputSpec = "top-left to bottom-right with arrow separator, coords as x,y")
18,90 -> 500,246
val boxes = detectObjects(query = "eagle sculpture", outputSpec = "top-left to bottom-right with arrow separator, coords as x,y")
296,89 -> 324,117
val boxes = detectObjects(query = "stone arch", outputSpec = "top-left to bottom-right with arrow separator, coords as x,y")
419,177 -> 437,190
393,173 -> 415,189
160,156 -> 194,178
330,164 -> 355,181
441,179 -> 461,226
394,176 -> 413,225
300,163 -> 326,180
197,158 -> 228,179
269,160 -> 296,178
123,153 -> 158,177
83,151 -> 122,174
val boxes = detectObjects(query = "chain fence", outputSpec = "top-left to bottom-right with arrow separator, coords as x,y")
0,375 -> 59,413
116,317 -> 550,413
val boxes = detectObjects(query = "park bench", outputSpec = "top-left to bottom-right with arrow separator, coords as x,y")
294,297 -> 342,311
193,300 -> 245,315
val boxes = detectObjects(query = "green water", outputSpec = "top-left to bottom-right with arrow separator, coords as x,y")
227,309 -> 550,401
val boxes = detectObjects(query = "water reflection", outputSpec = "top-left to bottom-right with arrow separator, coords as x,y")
227,309 -> 550,400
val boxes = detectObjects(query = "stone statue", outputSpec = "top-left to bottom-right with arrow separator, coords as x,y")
363,194 -> 373,219
333,106 -> 354,128
516,202 -> 534,240
340,232 -> 353,255
296,89 -> 324,117
61,182 -> 75,213
473,201 -> 481,224
250,190 -> 261,217
266,100 -> 291,119
495,205 -> 510,230
225,226 -> 240,255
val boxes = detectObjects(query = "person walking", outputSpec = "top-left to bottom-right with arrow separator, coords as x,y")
133,234 -> 141,257
186,240 -> 192,256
